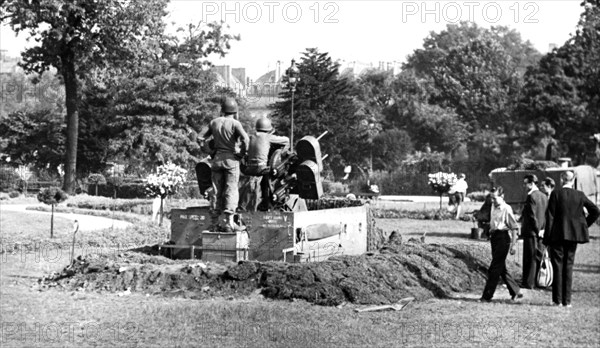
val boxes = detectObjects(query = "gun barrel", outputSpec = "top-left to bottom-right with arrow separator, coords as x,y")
316,131 -> 329,141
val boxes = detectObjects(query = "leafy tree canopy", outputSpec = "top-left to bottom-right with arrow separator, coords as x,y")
517,0 -> 600,165
1,0 -> 170,192
271,48 -> 363,175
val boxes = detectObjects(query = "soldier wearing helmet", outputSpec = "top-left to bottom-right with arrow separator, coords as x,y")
202,97 -> 249,231
239,117 -> 289,211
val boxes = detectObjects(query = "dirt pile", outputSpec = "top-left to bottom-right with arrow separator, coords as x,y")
41,236 -> 492,306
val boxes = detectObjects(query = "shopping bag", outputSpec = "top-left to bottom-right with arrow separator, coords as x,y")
536,248 -> 553,288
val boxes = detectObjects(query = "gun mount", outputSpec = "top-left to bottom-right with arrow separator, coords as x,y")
264,131 -> 328,210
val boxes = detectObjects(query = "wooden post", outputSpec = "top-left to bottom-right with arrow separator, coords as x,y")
50,204 -> 54,238
159,197 -> 164,227
70,220 -> 79,264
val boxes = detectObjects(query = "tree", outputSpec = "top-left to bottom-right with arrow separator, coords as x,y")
350,69 -> 392,176
87,173 -> 106,196
1,0 -> 169,193
0,70 -> 65,118
517,0 -> 600,165
403,22 -> 541,165
428,172 -> 457,211
381,72 -> 468,155
271,48 -> 362,176
371,129 -> 413,171
0,110 -> 66,173
92,21 -> 239,175
37,186 -> 68,238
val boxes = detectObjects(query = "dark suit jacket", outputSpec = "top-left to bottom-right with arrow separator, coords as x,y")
521,190 -> 548,238
544,187 -> 600,244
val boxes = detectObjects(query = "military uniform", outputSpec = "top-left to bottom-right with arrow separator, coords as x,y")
203,99 -> 249,230
239,118 -> 288,211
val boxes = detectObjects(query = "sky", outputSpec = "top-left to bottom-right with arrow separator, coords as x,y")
0,1 -> 586,80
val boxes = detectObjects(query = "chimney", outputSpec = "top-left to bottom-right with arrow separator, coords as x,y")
225,65 -> 231,88
276,61 -> 281,83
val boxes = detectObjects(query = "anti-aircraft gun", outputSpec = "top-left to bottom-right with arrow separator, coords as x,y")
165,131 -> 373,264
195,131 -> 328,212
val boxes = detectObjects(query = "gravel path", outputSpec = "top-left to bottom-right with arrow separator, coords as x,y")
0,203 -> 132,231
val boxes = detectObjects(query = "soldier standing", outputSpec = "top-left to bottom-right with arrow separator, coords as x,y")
202,97 -> 249,231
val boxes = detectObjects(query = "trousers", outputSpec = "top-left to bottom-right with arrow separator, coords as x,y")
522,234 -> 543,288
549,241 -> 578,306
211,157 -> 240,215
482,230 -> 520,300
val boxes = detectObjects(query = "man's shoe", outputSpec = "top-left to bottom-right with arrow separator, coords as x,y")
479,297 -> 492,303
511,293 -> 523,301
551,302 -> 562,307
565,304 -> 572,308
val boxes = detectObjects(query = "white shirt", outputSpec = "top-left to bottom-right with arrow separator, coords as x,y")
453,179 -> 468,194
491,202 -> 519,232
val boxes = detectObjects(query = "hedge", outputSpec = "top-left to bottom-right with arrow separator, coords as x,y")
92,182 -> 201,199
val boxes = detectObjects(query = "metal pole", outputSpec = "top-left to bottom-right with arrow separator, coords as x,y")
316,131 -> 329,141
291,88 -> 295,152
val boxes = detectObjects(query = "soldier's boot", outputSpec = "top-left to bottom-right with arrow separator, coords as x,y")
222,213 -> 235,233
209,212 -> 220,232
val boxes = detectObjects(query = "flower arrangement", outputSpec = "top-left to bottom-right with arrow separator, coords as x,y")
145,162 -> 188,226
427,172 -> 457,195
428,172 -> 457,210
145,162 -> 188,199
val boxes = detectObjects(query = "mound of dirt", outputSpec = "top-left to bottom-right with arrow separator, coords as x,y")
39,234 -> 496,306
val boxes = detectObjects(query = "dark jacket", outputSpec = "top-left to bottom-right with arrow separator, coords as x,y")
521,190 -> 548,238
544,187 -> 600,244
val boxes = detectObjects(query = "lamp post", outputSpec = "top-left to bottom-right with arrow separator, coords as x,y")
285,59 -> 299,151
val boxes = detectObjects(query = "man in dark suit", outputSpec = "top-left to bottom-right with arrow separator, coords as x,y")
521,174 -> 548,289
544,170 -> 600,307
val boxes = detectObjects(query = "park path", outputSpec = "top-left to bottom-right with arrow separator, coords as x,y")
0,203 -> 132,231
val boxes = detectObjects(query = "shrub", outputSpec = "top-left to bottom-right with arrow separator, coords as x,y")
95,182 -> 147,199
37,187 -> 68,205
0,167 -> 19,191
37,186 -> 68,238
373,208 -> 457,220
323,180 -> 348,194
467,191 -> 489,202
8,191 -> 20,198
87,173 -> 107,196
65,195 -> 153,215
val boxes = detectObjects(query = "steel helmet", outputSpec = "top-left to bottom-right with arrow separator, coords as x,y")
221,97 -> 238,114
255,117 -> 273,132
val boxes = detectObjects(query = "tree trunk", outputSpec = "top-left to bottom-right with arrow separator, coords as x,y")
439,194 -> 443,212
95,184 -> 98,196
159,197 -> 164,227
51,204 -> 55,238
61,58 -> 79,194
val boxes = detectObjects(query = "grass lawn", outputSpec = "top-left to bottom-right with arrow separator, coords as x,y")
1,206 -> 599,347
1,210 -> 74,241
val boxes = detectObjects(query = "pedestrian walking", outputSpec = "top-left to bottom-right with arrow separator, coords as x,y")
480,186 -> 522,302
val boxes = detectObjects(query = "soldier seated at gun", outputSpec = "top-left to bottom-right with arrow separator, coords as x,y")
239,117 -> 289,212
